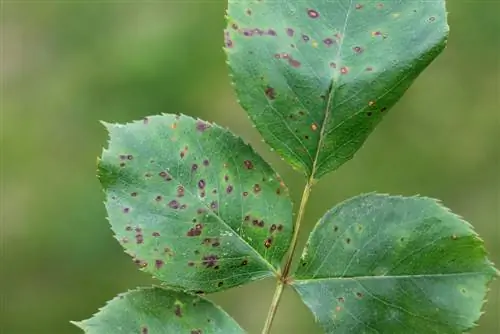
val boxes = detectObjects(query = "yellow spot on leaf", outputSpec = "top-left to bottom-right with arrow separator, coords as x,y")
312,40 -> 318,48
392,13 -> 401,18
368,101 -> 376,106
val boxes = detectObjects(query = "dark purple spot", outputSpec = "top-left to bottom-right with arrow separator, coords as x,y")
241,259 -> 248,266
210,201 -> 218,210
355,4 -> 363,9
338,297 -> 345,303
192,164 -> 198,172
226,185 -> 234,193
346,238 -> 351,244
152,231 -> 160,237
198,179 -> 206,189
330,62 -> 337,68
136,234 -> 144,244
180,204 -> 187,210
302,34 -> 310,42
428,16 -> 436,22
203,159 -> 209,166
367,112 -> 373,116
267,29 -> 277,36
187,227 -> 202,237
169,200 -> 180,209
196,121 -> 210,132
244,215 -> 250,221
264,237 -> 273,248
231,23 -> 238,30
155,195 -> 162,202
197,208 -> 206,215
265,86 -> 276,100
289,59 -> 301,68
134,258 -> 147,268
212,189 -> 217,194
121,237 -> 129,244
202,255 -> 219,268
253,184 -> 261,193
276,188 -> 281,195
131,192 -> 138,197
188,261 -> 195,266
353,46 -> 363,53
212,241 -> 220,247
177,186 -> 185,197
307,9 -> 319,18
224,31 -> 233,48
356,292 -> 363,298
366,66 -> 373,72
243,191 -> 249,197
125,226 -> 133,231
340,67 -> 349,74
155,259 -> 164,269
380,107 -> 387,112
141,326 -> 148,334
218,281 -> 224,287
180,151 -> 185,158
200,191 -> 206,198
135,227 -> 142,233
323,38 -> 334,46
286,28 -> 294,36
244,160 -> 254,169
270,224 -> 277,232
127,155 -> 133,160
123,208 -> 130,213
174,304 -> 182,317
119,155 -> 127,160
120,162 -> 126,167
224,175 -> 229,182
143,117 -> 149,124
246,8 -> 252,15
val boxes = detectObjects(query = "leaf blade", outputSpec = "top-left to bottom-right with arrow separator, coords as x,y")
226,0 -> 448,179
73,287 -> 245,334
292,193 -> 498,333
98,114 -> 293,292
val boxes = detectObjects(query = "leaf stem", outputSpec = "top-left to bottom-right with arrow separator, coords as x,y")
261,178 -> 314,334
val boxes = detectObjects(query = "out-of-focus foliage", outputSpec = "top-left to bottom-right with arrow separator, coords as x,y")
1,1 -> 498,333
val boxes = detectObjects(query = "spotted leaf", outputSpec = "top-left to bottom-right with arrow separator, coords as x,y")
292,194 -> 498,333
98,114 -> 292,292
226,0 -> 448,179
72,287 -> 244,333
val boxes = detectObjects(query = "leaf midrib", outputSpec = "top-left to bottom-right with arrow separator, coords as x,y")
309,0 -> 354,180
293,270 -> 493,284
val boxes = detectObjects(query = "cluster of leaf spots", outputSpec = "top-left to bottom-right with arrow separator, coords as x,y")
98,114 -> 293,292
72,287 -> 244,333
292,194 -> 498,333
225,0 -> 450,178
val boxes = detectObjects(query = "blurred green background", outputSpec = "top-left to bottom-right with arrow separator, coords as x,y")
2,1 -> 499,333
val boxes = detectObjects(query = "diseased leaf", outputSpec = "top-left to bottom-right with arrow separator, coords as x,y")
98,114 -> 292,292
72,287 -> 244,333
292,194 -> 498,333
225,1 -> 448,179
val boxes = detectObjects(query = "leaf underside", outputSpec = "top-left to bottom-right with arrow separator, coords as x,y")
73,287 -> 245,334
98,114 -> 293,293
292,193 -> 498,334
225,0 -> 448,179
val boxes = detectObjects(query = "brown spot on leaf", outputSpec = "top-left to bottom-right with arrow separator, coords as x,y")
202,255 -> 219,268
196,121 -> 210,132
244,160 -> 254,169
264,237 -> 272,248
174,304 -> 182,317
265,86 -> 276,100
307,9 -> 319,18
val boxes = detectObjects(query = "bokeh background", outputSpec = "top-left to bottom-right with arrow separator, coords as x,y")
2,0 -> 499,333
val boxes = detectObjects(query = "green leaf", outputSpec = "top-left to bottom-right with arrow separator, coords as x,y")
98,114 -> 293,292
291,194 -> 498,333
225,1 -> 448,179
72,286 -> 245,333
